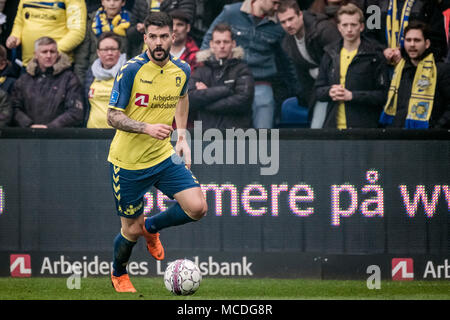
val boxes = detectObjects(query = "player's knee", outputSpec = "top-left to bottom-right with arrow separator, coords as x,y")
121,222 -> 142,241
187,199 -> 207,221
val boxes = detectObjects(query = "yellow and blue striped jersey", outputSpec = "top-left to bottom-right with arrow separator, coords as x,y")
107,52 -> 191,170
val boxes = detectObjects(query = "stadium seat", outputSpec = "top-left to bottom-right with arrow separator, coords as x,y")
279,97 -> 309,128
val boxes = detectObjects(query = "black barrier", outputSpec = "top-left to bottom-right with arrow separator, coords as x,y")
0,128 -> 449,279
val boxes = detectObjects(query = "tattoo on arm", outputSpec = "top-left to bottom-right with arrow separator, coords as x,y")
107,109 -> 147,134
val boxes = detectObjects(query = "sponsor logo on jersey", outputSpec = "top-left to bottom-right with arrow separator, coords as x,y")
135,93 -> 149,107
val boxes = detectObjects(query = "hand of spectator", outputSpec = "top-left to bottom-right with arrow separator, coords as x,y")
335,87 -> 353,101
391,48 -> 402,64
384,47 -> 402,65
383,48 -> 394,61
144,123 -> 173,140
30,124 -> 48,129
6,36 -> 21,49
195,82 -> 208,90
136,23 -> 145,33
330,85 -> 352,102
329,84 -> 341,101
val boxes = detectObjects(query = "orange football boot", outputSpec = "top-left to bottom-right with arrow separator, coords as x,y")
142,220 -> 165,260
111,272 -> 137,293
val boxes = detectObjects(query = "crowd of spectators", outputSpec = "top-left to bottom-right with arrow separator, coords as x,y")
0,0 -> 449,130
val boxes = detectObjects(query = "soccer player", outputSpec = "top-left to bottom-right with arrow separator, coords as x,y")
107,11 -> 207,293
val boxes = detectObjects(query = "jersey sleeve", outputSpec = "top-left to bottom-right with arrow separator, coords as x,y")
109,59 -> 143,110
57,0 -> 87,53
180,66 -> 190,97
174,59 -> 191,97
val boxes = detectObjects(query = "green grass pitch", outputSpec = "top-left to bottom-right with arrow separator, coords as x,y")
0,277 -> 449,300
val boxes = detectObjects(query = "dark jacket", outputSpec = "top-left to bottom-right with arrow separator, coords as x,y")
188,47 -> 255,129
282,10 -> 341,109
83,67 -> 96,127
0,88 -> 12,127
0,61 -> 20,94
160,0 -> 196,24
382,48 -> 450,128
361,0 -> 448,61
11,53 -> 84,128
315,37 -> 390,128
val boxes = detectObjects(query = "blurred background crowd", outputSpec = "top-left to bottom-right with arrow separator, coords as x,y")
0,0 -> 449,130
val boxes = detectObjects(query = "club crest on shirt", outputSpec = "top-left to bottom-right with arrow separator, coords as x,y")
176,76 -> 182,87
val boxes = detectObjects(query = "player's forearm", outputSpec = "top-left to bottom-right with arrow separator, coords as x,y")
107,108 -> 147,134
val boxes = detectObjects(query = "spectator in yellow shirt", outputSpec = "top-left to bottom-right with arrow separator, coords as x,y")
85,32 -> 126,128
315,3 -> 389,129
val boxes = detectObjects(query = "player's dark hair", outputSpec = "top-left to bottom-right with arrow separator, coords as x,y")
97,31 -> 122,50
212,23 -> 234,40
404,20 -> 431,41
144,11 -> 173,32
277,0 -> 301,15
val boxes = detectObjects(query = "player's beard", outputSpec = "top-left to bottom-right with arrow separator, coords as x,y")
150,46 -> 170,62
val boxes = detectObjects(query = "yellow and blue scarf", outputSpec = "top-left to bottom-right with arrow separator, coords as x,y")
92,7 -> 131,37
386,0 -> 415,48
150,0 -> 161,11
379,53 -> 437,129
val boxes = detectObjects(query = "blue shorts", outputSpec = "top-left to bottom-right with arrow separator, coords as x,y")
109,154 -> 200,218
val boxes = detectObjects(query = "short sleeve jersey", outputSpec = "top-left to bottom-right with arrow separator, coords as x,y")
107,52 -> 191,170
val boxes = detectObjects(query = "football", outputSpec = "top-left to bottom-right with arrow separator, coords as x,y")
164,259 -> 202,295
